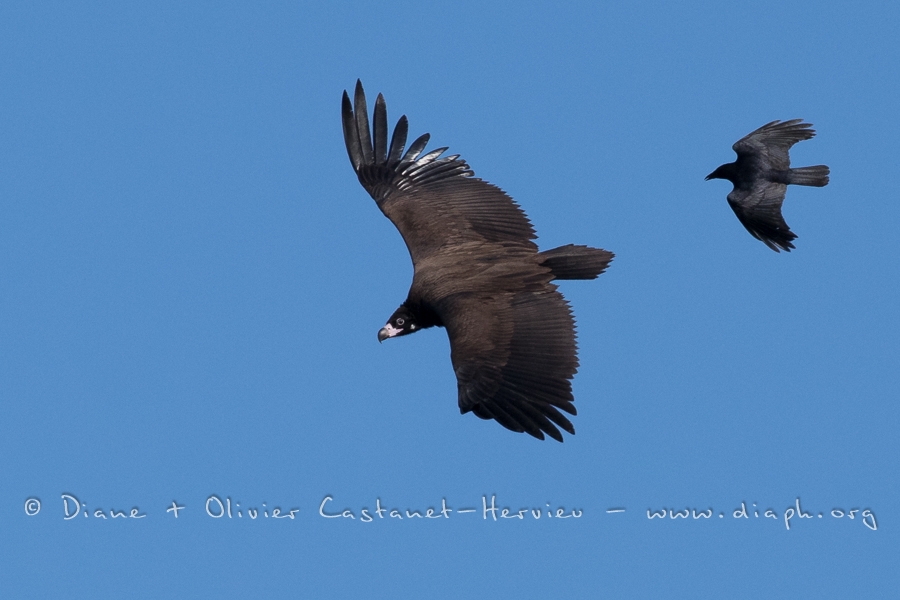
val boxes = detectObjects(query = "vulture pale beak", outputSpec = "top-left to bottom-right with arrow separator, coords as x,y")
378,323 -> 402,343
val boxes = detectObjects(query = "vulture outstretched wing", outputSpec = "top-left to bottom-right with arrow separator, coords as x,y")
342,81 -> 537,268
441,288 -> 579,442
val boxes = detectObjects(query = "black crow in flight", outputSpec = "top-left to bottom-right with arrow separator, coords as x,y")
342,81 -> 613,442
706,119 -> 830,252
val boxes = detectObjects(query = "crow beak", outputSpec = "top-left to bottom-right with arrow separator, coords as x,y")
704,173 -> 713,181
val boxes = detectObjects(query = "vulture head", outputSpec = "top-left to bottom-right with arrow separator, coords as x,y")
378,304 -> 420,342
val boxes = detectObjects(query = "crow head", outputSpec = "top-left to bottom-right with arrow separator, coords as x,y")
705,163 -> 736,183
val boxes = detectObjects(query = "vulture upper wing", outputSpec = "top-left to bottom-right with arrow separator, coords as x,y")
727,181 -> 795,252
732,119 -> 816,170
342,80 -> 537,266
439,286 -> 579,442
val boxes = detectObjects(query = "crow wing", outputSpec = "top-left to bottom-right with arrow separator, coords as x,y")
439,286 -> 579,442
732,119 -> 816,170
342,80 -> 538,267
727,181 -> 796,252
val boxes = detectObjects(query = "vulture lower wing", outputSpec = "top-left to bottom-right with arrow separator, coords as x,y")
732,119 -> 816,170
440,287 -> 579,442
342,81 -> 537,266
727,181 -> 795,252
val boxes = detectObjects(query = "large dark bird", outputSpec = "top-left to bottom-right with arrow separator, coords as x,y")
706,119 -> 830,252
342,81 -> 613,442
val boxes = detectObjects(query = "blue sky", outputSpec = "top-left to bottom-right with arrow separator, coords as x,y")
1,1 -> 897,598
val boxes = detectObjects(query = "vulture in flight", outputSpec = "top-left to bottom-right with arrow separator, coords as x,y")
706,119 -> 830,252
341,80 -> 613,442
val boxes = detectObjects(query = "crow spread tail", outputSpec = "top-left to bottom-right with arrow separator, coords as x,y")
539,244 -> 614,280
789,165 -> 830,187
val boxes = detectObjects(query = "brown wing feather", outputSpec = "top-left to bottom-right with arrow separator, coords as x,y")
342,81 -> 537,267
442,287 -> 579,442
381,178 -> 538,266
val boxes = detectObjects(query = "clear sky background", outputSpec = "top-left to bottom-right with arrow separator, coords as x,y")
1,1 -> 897,598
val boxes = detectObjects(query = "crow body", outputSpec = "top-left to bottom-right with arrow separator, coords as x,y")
342,81 -> 613,441
706,119 -> 830,252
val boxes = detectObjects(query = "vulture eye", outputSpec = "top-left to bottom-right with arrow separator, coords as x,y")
396,318 -> 405,326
